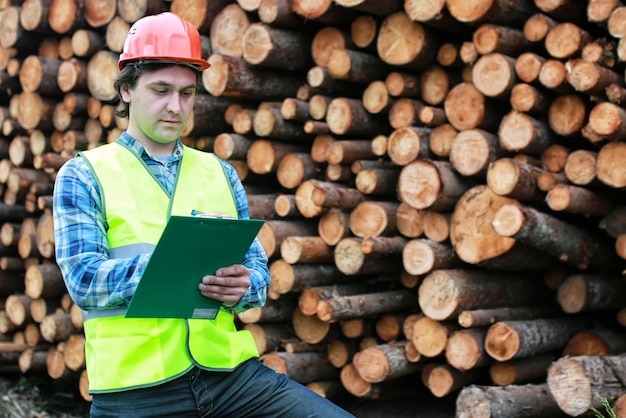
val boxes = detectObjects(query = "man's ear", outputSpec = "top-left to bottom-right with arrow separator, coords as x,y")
120,85 -> 131,103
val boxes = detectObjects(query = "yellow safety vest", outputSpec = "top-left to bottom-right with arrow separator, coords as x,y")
79,142 -> 259,393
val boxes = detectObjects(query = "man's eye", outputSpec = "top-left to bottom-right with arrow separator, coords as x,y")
181,90 -> 194,97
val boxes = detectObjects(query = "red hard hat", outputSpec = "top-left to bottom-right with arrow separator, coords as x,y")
118,12 -> 210,71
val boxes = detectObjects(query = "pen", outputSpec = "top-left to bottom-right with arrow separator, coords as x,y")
191,209 -> 202,216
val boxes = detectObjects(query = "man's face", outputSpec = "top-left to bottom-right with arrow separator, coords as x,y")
121,65 -> 197,147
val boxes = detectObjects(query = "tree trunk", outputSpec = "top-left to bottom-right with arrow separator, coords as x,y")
275,153 -> 320,190
353,341 -> 423,383
547,354 -> 626,417
445,327 -> 491,371
242,23 -> 313,71
456,383 -> 569,418
326,97 -> 389,136
446,0 -> 535,26
327,49 -> 391,84
256,219 -> 318,259
473,25 -> 529,56
450,185 -> 555,270
418,269 -> 553,321
510,83 -> 552,115
472,52 -> 517,99
40,313 -> 75,343
24,263 -> 66,299
497,110 -> 555,155
557,274 -> 626,313
489,352 -> 557,386
204,54 -> 301,100
545,22 -> 592,59
457,305 -> 563,328
280,236 -> 334,264
298,283 -> 375,316
236,298 -> 298,324
563,327 -> 626,356
402,238 -> 459,276
425,363 -> 488,398
449,128 -> 503,178
316,290 -> 416,323
566,58 -> 624,95
485,316 -> 592,361
262,351 -> 339,384
398,159 -> 472,211
376,12 -> 438,71
334,237 -> 402,276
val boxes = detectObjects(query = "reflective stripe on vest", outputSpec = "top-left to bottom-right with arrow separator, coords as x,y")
80,142 -> 259,393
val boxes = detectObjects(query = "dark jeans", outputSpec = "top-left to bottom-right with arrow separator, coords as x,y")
89,359 -> 355,417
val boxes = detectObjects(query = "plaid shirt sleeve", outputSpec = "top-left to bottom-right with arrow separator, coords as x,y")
221,160 -> 270,312
53,147 -> 269,312
53,156 -> 150,310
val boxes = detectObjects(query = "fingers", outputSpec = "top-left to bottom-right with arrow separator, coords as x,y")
198,265 -> 250,304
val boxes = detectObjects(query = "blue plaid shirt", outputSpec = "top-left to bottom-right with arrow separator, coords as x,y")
52,132 -> 269,313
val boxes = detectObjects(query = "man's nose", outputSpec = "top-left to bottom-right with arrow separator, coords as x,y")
167,93 -> 183,113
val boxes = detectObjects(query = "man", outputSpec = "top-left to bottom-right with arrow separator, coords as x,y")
53,12 -> 354,417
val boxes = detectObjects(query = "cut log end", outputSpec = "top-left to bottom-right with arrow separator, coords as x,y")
484,322 -> 520,362
492,203 -> 525,237
546,358 -> 592,416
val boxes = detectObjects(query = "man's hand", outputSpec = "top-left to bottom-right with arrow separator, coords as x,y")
199,264 -> 250,305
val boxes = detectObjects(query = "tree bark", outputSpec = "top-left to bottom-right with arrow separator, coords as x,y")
24,263 -> 66,299
450,185 -> 554,270
492,201 -> 618,272
473,24 -> 529,56
485,316 -> 591,361
402,239 -> 459,276
280,236 -> 333,264
547,354 -> 626,417
298,282 -> 375,316
204,54 -> 301,100
444,82 -> 504,133
566,58 -> 624,95
256,219 -> 318,259
326,97 -> 389,136
489,352 -> 557,386
425,363 -> 488,398
327,48 -> 391,84
418,269 -> 553,322
456,383 -> 569,418
458,305 -> 563,328
353,340 -> 423,383
242,23 -> 313,71
486,158 -> 544,203
261,351 -> 339,384
546,183 -> 614,216
557,274 -> 626,313
316,290 -> 416,323
564,327 -> 626,356
334,237 -> 402,276
446,0 -> 535,26
276,152 -> 320,190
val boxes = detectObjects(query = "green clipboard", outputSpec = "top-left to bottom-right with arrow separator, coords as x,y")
125,215 -> 265,319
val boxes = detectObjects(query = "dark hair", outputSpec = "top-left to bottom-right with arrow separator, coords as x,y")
113,61 -> 201,118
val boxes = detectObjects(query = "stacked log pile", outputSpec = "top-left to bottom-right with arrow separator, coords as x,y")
0,0 -> 624,415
